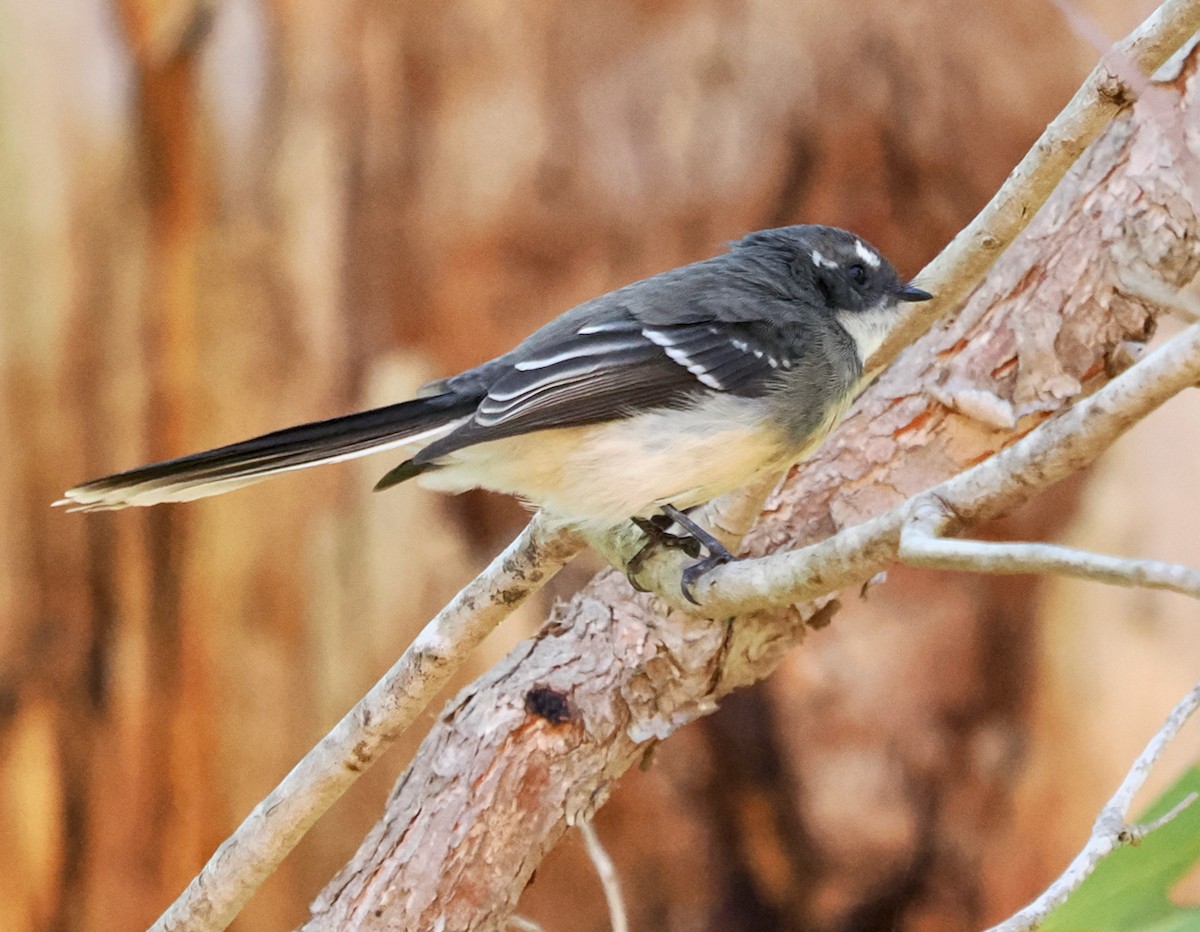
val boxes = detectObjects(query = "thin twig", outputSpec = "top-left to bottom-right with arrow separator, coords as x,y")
152,4 -> 1200,929
988,683 -> 1200,931
506,916 -> 546,932
579,821 -> 629,932
150,516 -> 583,932
898,501 -> 1200,599
1130,791 -> 1200,839
1121,269 -> 1200,321
1049,0 -> 1115,56
610,0 -> 1200,595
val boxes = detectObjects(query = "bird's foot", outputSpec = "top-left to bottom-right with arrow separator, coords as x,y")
660,505 -> 736,604
627,515 -> 703,590
628,505 -> 737,604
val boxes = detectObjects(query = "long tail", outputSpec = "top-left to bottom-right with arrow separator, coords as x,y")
55,393 -> 475,511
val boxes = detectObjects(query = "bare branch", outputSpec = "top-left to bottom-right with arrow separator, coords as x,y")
1048,0 -> 1116,56
153,4 -> 1200,930
1130,791 -> 1200,839
150,516 -> 582,932
898,498 -> 1200,599
1121,268 -> 1200,321
579,821 -> 629,932
873,0 -> 1200,370
988,683 -> 1200,932
679,320 -> 1200,614
307,21 -> 1200,928
505,916 -> 545,932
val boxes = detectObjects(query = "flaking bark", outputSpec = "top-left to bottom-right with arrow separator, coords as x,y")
306,48 -> 1200,932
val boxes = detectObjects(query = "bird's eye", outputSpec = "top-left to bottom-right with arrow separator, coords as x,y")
847,264 -> 867,285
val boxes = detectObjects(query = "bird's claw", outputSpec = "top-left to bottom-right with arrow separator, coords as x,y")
629,506 -> 737,604
627,517 -> 703,590
679,551 -> 734,605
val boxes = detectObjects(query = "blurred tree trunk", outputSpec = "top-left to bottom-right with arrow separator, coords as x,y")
0,1 -> 1188,931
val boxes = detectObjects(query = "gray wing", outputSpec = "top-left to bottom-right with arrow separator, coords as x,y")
414,310 -> 797,462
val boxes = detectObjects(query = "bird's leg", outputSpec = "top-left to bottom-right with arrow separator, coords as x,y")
627,514 -> 703,591
626,507 -> 738,600
660,504 -> 736,605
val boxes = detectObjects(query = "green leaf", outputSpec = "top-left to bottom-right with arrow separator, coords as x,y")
1042,766 -> 1200,931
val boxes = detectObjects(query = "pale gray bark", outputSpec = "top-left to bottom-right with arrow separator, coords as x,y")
306,26 -> 1200,932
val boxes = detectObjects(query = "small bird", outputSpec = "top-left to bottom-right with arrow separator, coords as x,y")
58,225 -> 930,598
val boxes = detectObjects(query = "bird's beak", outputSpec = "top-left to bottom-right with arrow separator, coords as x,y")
895,283 -> 933,302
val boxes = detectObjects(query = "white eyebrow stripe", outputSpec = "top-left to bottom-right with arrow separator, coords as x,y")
854,240 -> 881,268
811,249 -> 838,270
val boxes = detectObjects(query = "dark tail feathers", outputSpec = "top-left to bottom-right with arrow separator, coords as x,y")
56,393 -> 475,511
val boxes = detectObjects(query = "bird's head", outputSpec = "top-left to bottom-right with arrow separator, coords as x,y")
737,224 -> 932,362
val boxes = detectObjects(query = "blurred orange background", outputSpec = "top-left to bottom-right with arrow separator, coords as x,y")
2,0 -> 1198,929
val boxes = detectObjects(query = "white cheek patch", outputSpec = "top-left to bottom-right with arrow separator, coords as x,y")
854,240 -> 881,268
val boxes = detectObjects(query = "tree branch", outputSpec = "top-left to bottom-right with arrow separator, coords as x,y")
899,500 -> 1200,599
307,35 -> 1200,931
987,682 -> 1200,931
150,516 -> 582,932
579,821 -> 629,932
674,318 -> 1200,614
874,0 -> 1200,370
146,4 -> 1200,929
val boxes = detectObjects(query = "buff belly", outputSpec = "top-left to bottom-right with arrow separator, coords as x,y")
415,394 -> 830,529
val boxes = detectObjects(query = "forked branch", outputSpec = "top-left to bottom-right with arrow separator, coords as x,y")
150,3 -> 1200,929
309,36 -> 1200,931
